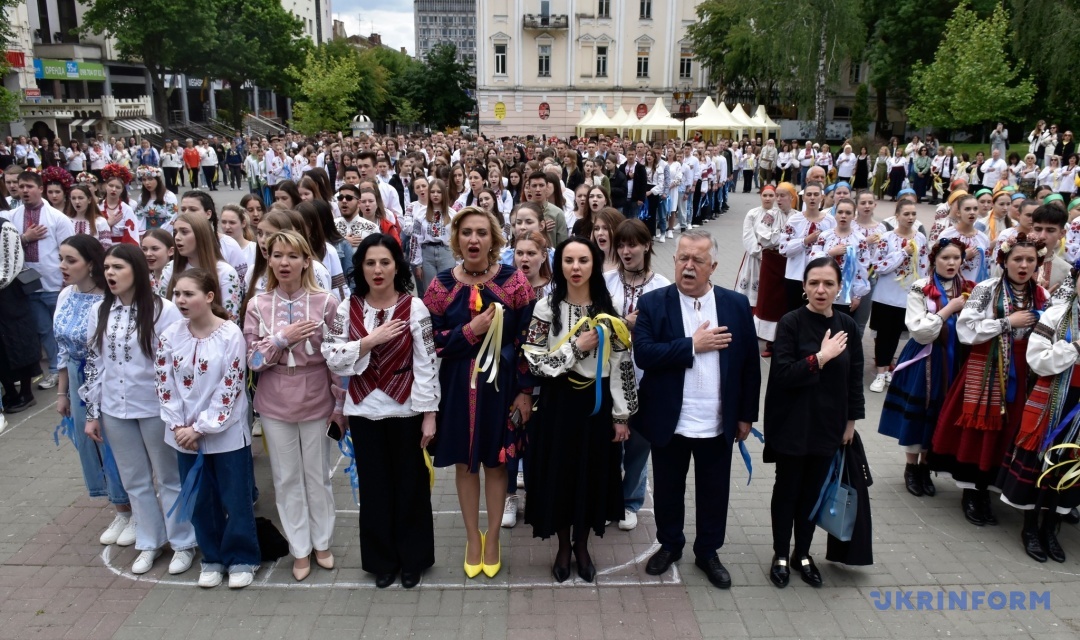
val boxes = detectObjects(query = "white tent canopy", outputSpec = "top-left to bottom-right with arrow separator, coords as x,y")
586,106 -> 617,130
728,103 -> 755,131
575,107 -> 596,137
684,96 -> 741,132
632,97 -> 681,132
754,105 -> 781,133
611,105 -> 639,133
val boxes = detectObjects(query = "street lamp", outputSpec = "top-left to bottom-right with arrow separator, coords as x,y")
672,90 -> 696,141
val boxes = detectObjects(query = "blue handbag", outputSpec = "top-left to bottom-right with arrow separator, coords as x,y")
809,448 -> 857,541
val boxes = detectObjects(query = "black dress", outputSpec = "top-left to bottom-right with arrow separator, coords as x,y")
853,156 -> 870,190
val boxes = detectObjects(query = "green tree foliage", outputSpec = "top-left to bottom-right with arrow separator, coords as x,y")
391,97 -> 424,129
203,0 -> 306,129
1010,0 -> 1080,123
287,50 -> 362,135
908,2 -> 1035,129
688,0 -> 864,139
416,44 -> 475,130
851,83 -> 871,136
0,0 -> 21,123
79,0 -> 217,133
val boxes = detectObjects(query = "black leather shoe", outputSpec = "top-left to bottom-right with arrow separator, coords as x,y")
796,556 -> 822,587
400,571 -> 422,588
552,560 -> 571,583
904,464 -> 924,497
1041,516 -> 1066,563
1022,528 -> 1047,563
980,492 -> 999,526
769,555 -> 790,588
919,464 -> 936,497
645,548 -> 682,576
572,546 -> 596,583
1063,507 -> 1080,525
4,394 -> 36,414
962,490 -> 984,526
695,555 -> 731,589
375,572 -> 397,588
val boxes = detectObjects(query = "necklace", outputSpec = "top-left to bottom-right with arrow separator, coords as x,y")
462,263 -> 492,278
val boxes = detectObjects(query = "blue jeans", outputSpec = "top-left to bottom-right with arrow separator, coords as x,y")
622,427 -> 651,512
657,197 -> 669,234
799,166 -> 810,187
68,363 -> 128,505
178,446 -> 261,574
29,290 -> 59,374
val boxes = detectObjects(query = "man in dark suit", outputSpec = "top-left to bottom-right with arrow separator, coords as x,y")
620,142 -> 649,219
632,228 -> 761,589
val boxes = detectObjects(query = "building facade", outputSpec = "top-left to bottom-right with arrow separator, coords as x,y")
414,0 -> 476,68
476,0 -> 710,138
287,0 -> 333,46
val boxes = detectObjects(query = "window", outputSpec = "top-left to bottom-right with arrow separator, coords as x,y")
494,44 -> 507,75
636,47 -> 650,78
679,47 -> 693,80
538,44 -> 551,77
598,0 -> 610,18
849,61 -> 862,85
596,46 -> 608,77
640,0 -> 652,19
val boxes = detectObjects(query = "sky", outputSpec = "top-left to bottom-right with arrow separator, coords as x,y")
332,0 -> 416,55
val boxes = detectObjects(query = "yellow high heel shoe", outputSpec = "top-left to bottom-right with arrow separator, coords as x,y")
464,532 -> 484,578
481,531 -> 501,578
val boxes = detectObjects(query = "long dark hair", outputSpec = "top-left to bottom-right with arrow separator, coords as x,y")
352,233 -> 413,296
139,174 -> 167,207
549,237 -> 618,336
295,200 -> 329,261
180,190 -> 219,232
94,243 -> 163,359
61,234 -> 107,290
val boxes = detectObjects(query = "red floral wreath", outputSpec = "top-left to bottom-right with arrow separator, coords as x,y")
100,163 -> 133,186
41,166 -> 75,193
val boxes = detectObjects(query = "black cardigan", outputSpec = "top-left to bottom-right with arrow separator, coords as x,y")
763,306 -> 865,458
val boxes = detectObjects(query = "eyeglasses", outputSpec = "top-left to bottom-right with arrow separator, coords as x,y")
337,194 -> 356,202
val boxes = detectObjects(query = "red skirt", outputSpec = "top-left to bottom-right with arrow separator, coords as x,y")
755,249 -> 788,323
931,338 -> 1028,479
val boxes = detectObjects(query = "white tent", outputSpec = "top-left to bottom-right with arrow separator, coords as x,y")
684,96 -> 741,132
586,106 -> 617,131
611,105 -> 639,135
715,102 -> 744,138
754,105 -> 781,134
632,97 -> 681,133
575,107 -> 596,137
729,103 -> 756,133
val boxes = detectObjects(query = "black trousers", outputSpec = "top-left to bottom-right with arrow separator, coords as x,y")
770,452 -> 834,558
652,433 -> 733,559
228,165 -> 243,188
645,194 -> 662,236
187,166 -> 200,188
870,301 -> 906,367
785,278 -> 804,314
202,166 -> 218,190
350,414 -> 435,574
163,167 -> 180,193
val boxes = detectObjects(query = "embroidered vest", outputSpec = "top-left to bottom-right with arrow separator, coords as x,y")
348,293 -> 413,405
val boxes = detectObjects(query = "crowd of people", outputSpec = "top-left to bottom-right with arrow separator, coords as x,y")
0,125 -> 1076,594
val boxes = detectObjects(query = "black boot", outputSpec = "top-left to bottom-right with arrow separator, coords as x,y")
904,463 -> 924,497
1022,510 -> 1047,562
962,489 -> 985,526
1040,512 -> 1066,563
919,464 -> 936,497
979,489 -> 999,526
1063,507 -> 1080,525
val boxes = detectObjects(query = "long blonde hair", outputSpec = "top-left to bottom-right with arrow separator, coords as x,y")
264,230 -> 324,293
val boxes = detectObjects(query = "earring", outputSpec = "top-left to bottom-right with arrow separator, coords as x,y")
802,292 -> 809,301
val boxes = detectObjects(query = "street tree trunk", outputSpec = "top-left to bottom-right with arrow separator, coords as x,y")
148,67 -> 171,137
815,10 -> 828,140
874,83 -> 889,137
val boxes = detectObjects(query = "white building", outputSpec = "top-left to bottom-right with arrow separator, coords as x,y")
414,0 -> 476,68
283,0 -> 334,46
476,0 -> 710,138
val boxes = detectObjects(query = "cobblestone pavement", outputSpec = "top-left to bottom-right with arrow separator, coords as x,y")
0,187 -> 1077,639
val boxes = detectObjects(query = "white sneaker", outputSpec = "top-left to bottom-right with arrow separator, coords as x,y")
131,548 -> 162,574
667,230 -> 674,239
884,371 -> 893,385
687,223 -> 694,230
36,373 -> 59,390
657,235 -> 666,243
618,509 -> 638,531
229,570 -> 255,589
251,416 -> 263,437
0,413 -> 7,436
116,518 -> 137,546
99,514 -> 131,545
501,495 -> 519,528
869,373 -> 887,393
169,549 -> 195,575
516,471 -> 525,489
198,570 -> 223,588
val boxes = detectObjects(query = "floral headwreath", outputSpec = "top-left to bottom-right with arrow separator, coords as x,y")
41,166 -> 74,193
100,163 -> 133,185
998,239 -> 1048,258
76,171 -> 98,185
136,165 -> 163,180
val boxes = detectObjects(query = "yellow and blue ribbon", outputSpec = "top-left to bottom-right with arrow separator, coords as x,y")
338,432 -> 360,506
739,427 -> 765,485
52,416 -> 77,448
839,244 -> 857,305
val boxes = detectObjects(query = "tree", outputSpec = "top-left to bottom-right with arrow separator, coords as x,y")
908,2 -> 1035,129
287,50 -> 361,135
0,0 -> 22,123
417,44 -> 474,130
203,0 -> 306,130
1010,0 -> 1080,123
851,83 -> 871,136
79,0 -> 218,134
391,97 -> 423,130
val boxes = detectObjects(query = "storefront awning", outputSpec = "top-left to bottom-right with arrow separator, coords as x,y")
68,118 -> 99,130
114,118 -> 163,135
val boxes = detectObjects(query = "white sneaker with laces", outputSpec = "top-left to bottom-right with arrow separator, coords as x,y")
501,495 -> 519,528
116,518 -> 137,546
618,509 -> 638,531
198,570 -> 223,588
667,230 -> 674,239
169,549 -> 195,575
687,223 -> 694,230
229,571 -> 255,589
884,371 -> 893,385
99,514 -> 131,545
869,373 -> 887,393
657,235 -> 666,243
37,373 -> 59,390
131,548 -> 162,574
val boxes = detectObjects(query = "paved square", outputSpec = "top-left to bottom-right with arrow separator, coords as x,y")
0,190 -> 1077,639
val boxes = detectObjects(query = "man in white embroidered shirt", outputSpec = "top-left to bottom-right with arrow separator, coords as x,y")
632,229 -> 761,589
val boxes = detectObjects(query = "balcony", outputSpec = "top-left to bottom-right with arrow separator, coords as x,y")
523,14 -> 568,29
